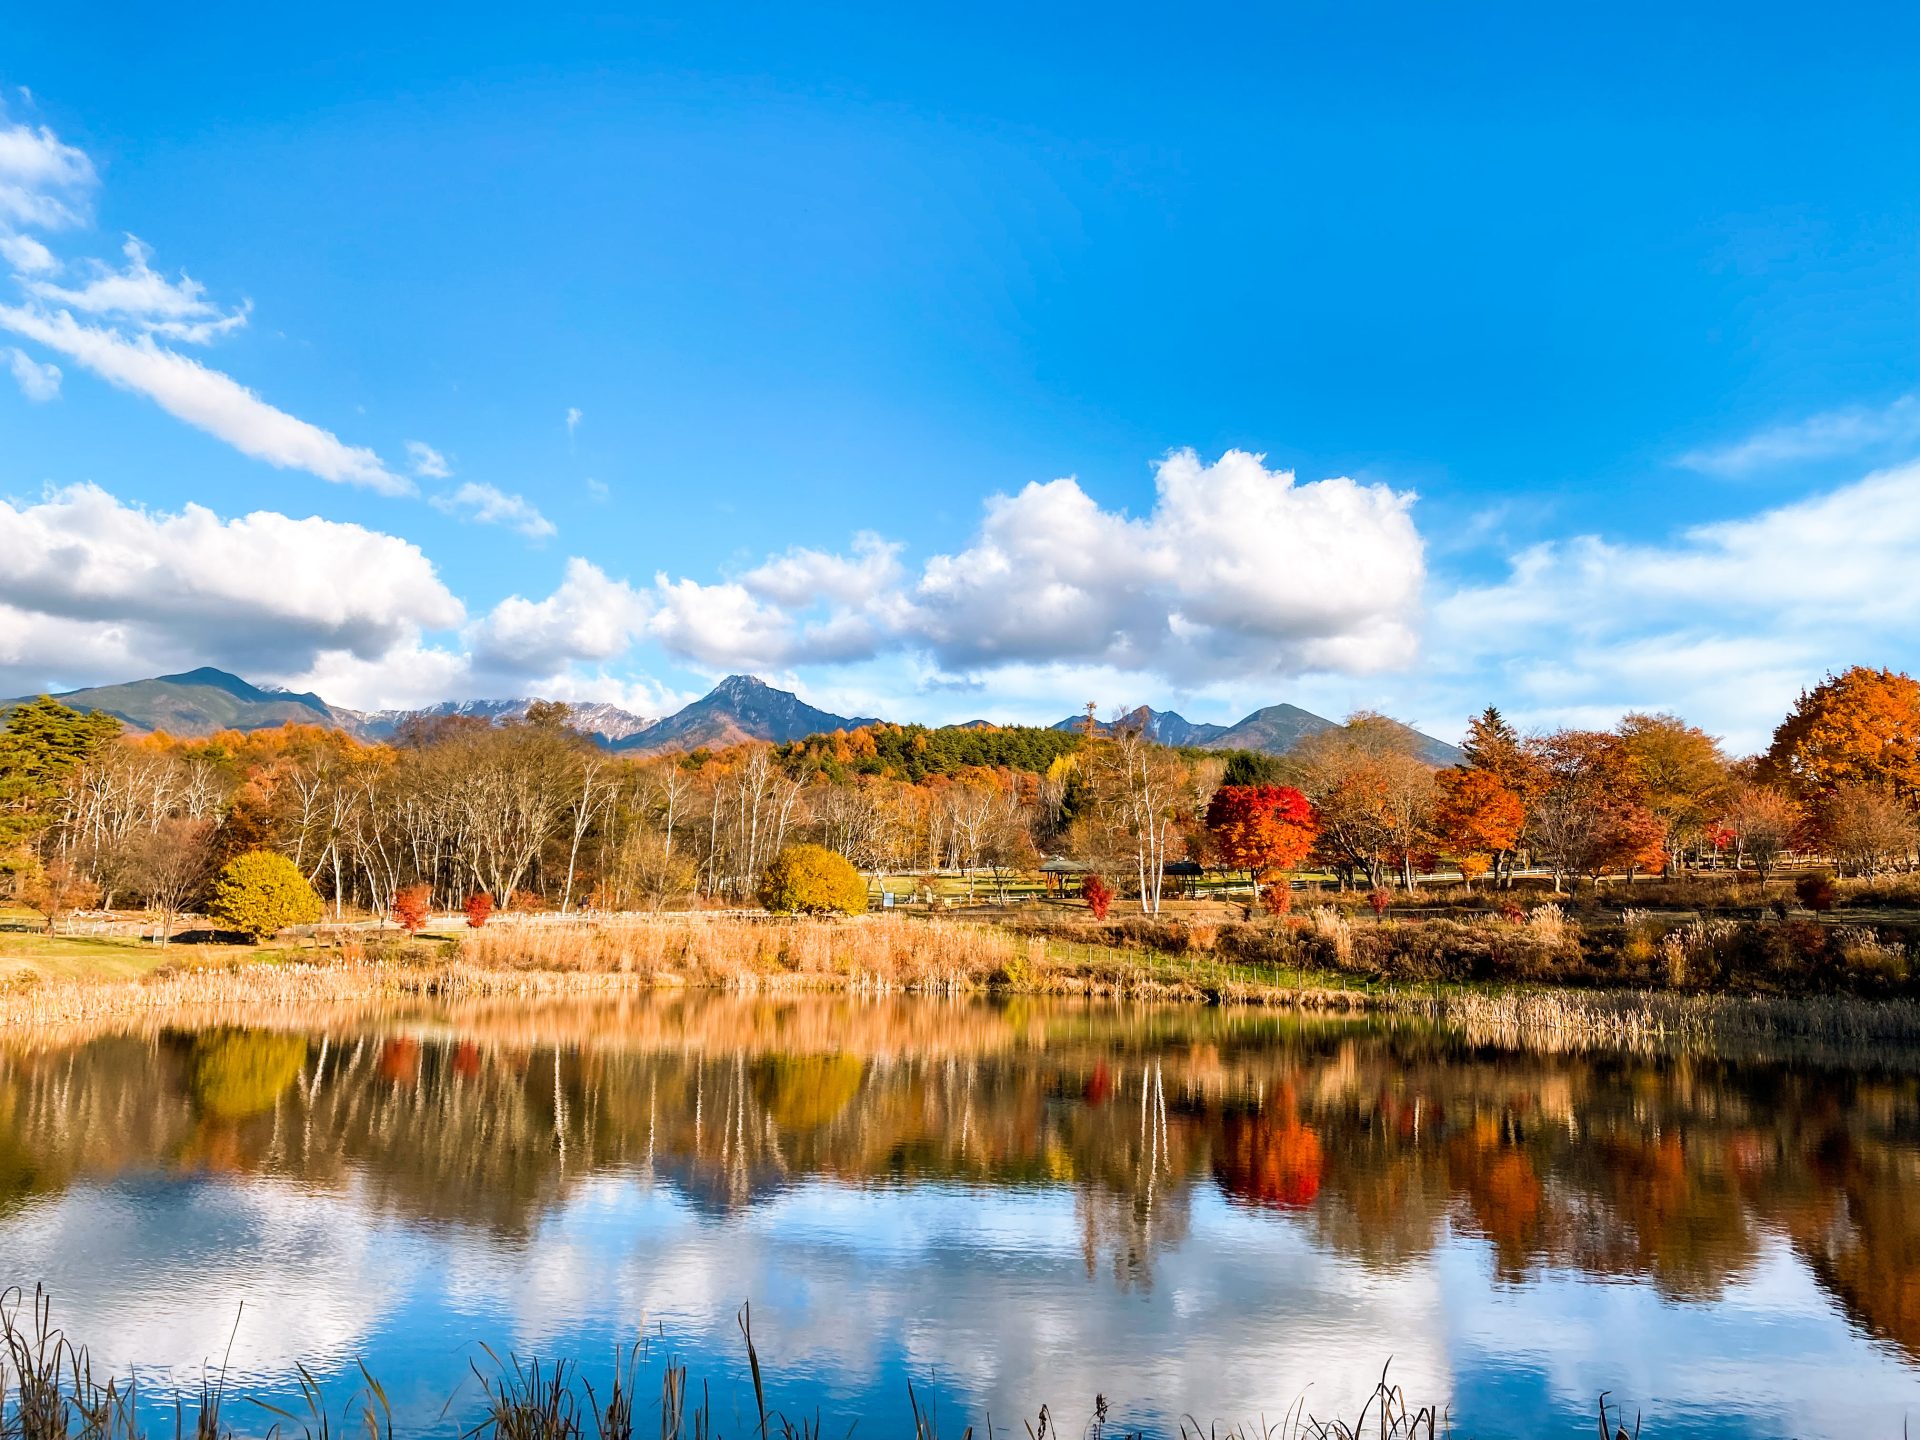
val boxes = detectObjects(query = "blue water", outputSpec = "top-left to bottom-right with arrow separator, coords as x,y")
1,999 -> 1916,1438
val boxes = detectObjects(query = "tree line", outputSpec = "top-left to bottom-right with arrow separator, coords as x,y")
1,664 -> 1917,931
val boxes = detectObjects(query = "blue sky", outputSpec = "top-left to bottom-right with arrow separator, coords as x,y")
3,2 -> 1918,749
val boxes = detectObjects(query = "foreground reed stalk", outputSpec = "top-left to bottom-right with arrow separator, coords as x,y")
0,1288 -> 1472,1440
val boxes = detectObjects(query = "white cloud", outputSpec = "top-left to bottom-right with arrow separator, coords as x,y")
0,484 -> 464,696
1678,394 -> 1920,476
431,480 -> 555,539
455,448 -> 1425,699
909,449 -> 1423,682
1431,461 -> 1920,749
0,231 -> 54,273
406,439 -> 452,478
0,111 -> 421,494
24,234 -> 250,343
566,406 -> 582,435
741,531 -> 904,609
469,558 -> 650,674
5,344 -> 59,401
0,119 -> 95,230
0,305 -> 412,494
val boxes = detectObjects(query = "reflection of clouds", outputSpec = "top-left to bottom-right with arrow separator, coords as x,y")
7,1165 -> 1920,1437
0,1175 -> 416,1389
1439,1231 -> 1920,1437
429,1176 -> 1454,1430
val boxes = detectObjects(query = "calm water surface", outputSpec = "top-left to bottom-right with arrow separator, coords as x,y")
2,995 -> 1917,1437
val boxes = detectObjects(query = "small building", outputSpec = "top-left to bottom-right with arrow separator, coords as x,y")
1038,855 -> 1091,894
1163,859 -> 1204,898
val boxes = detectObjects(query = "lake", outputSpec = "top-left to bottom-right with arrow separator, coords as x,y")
1,995 -> 1916,1438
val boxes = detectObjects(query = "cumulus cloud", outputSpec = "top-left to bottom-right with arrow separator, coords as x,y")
469,558 -> 650,674
431,480 -> 555,538
455,449 -> 1425,694
0,484 -> 464,696
0,306 -> 412,493
910,449 -> 1422,681
5,344 -> 59,400
406,440 -> 452,478
1678,393 -> 1920,476
741,532 -> 904,608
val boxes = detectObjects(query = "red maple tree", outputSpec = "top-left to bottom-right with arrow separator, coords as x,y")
392,883 -> 432,934
1204,784 -> 1318,903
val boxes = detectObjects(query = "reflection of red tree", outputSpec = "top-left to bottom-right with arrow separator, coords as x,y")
453,1042 -> 482,1078
1084,1063 -> 1113,1107
1214,1088 -> 1323,1209
379,1037 -> 421,1085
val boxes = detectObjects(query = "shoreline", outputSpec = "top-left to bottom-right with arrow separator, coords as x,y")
5,912 -> 1920,1061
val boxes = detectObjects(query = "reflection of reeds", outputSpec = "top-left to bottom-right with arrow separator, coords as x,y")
1421,987 -> 1920,1061
0,917 -> 1373,1033
4,1291 -> 1461,1440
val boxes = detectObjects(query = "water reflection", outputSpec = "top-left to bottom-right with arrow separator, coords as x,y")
1,996 -> 1917,1437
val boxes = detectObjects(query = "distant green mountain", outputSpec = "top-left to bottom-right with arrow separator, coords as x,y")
3,667 -> 339,736
1054,700 -> 1462,765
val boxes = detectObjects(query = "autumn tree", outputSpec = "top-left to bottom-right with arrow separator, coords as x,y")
1723,784 -> 1799,881
1293,715 -> 1435,889
1764,666 -> 1920,803
1617,712 -> 1730,873
1526,731 -> 1665,890
1822,783 -> 1918,877
759,843 -> 868,915
1457,708 -> 1543,886
208,850 -> 324,942
392,883 -> 432,934
1204,784 -> 1318,901
1429,768 -> 1524,891
16,856 -> 99,935
130,818 -> 216,945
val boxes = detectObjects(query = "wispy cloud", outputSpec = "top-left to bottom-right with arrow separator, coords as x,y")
431,481 -> 555,539
1678,394 -> 1920,476
5,344 -> 59,401
0,305 -> 412,494
565,406 -> 582,437
25,235 -> 250,344
0,111 -> 410,493
0,120 -> 94,230
406,440 -> 452,479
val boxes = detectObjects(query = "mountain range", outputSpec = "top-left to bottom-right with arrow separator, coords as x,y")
5,668 -> 1460,763
1052,703 -> 1460,765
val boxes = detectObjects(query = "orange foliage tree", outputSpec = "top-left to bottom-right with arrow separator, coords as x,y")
1430,767 -> 1525,890
1203,784 -> 1318,903
1765,666 -> 1920,803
